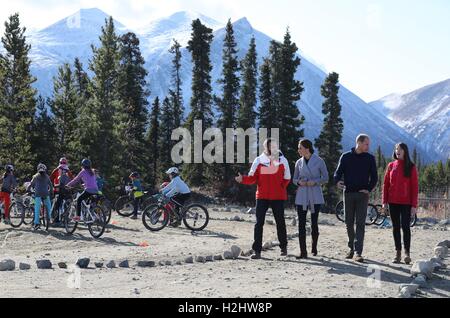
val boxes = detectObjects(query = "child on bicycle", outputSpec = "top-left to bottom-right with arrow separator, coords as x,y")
129,172 -> 144,220
161,167 -> 191,227
52,166 -> 72,225
94,169 -> 106,195
27,164 -> 54,231
66,159 -> 99,222
0,165 -> 18,225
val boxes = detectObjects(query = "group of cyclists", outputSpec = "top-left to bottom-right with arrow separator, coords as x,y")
0,157 -> 192,233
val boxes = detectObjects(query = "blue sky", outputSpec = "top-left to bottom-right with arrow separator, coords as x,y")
1,0 -> 449,102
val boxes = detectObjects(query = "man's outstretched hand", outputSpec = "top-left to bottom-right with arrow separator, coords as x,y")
235,172 -> 243,184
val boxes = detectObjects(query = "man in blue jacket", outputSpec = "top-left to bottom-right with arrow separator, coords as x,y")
334,134 -> 378,263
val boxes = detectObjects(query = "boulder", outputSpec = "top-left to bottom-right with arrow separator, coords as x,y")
0,260 -> 15,272
137,261 -> 155,268
411,260 -> 434,279
106,261 -> 116,269
434,246 -> 448,259
19,263 -> 31,271
224,251 -> 234,260
399,284 -> 419,295
184,256 -> 194,264
119,260 -> 130,268
231,246 -> 242,259
76,258 -> 90,269
36,260 -> 52,270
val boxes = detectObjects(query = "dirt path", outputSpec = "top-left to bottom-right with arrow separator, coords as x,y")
0,206 -> 448,298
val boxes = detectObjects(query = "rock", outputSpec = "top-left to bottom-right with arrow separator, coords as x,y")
232,215 -> 243,222
262,242 -> 272,251
399,284 -> 419,295
437,240 -> 450,248
95,263 -> 104,269
420,217 -> 439,225
165,260 -> 172,266
76,258 -> 90,269
224,207 -> 232,213
205,255 -> 214,262
291,218 -> 297,227
175,261 -> 182,266
266,220 -> 275,225
270,241 -> 280,248
119,260 -> 129,268
19,263 -> 31,271
429,258 -> 446,271
213,255 -> 224,261
36,260 -> 52,270
58,262 -> 68,269
439,219 -> 450,226
422,225 -> 431,230
241,250 -> 254,257
231,245 -> 242,259
195,256 -> 206,263
411,261 -> 434,279
0,260 -> 15,271
413,275 -> 428,288
434,246 -> 448,259
159,261 -> 166,266
224,251 -> 234,260
212,208 -> 220,212
137,261 -> 155,268
106,261 -> 116,269
398,287 -> 412,298
185,256 -> 194,264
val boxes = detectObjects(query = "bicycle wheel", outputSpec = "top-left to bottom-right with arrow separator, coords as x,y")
8,202 -> 23,228
335,201 -> 345,223
87,206 -> 107,238
366,204 -> 379,226
64,205 -> 78,235
183,204 -> 209,232
142,204 -> 169,232
101,198 -> 112,224
410,213 -> 418,227
22,206 -> 34,226
374,205 -> 387,226
114,196 -> 134,217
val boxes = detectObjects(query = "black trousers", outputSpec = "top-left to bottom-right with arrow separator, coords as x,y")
389,204 -> 412,253
297,205 -> 321,237
52,191 -> 71,221
132,197 -> 142,217
253,200 -> 288,254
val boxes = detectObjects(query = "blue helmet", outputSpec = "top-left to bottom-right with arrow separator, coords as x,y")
81,159 -> 92,169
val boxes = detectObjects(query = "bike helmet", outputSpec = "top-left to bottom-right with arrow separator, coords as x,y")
81,159 -> 92,169
5,165 -> 14,173
166,167 -> 179,175
37,163 -> 47,173
130,172 -> 140,178
59,157 -> 68,165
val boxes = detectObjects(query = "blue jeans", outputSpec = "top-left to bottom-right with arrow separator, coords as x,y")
34,197 -> 52,225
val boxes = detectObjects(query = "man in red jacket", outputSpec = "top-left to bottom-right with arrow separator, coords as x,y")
236,138 -> 291,260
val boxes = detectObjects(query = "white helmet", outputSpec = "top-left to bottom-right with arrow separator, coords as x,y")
166,167 -> 179,175
37,163 -> 47,173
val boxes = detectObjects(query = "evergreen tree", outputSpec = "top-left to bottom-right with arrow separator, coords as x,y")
258,58 -> 275,132
158,97 -> 176,180
315,72 -> 344,211
168,39 -> 184,128
32,96 -> 58,166
49,63 -> 78,158
146,97 -> 161,187
213,19 -> 240,194
184,19 -> 214,186
238,37 -> 258,130
71,58 -> 95,164
88,17 -> 121,180
115,32 -> 150,178
0,13 -> 36,177
277,29 -> 305,163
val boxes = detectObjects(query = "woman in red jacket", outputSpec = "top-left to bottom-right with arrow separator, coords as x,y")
235,138 -> 291,260
383,143 -> 419,265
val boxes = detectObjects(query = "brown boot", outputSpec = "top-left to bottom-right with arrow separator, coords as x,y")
393,250 -> 402,264
404,252 -> 412,265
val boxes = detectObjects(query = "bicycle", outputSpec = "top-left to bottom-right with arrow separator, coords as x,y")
335,200 -> 379,226
114,185 -> 155,217
50,190 -> 73,227
0,191 -> 24,228
142,194 -> 209,232
373,205 -> 418,228
97,192 -> 112,224
64,190 -> 107,238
